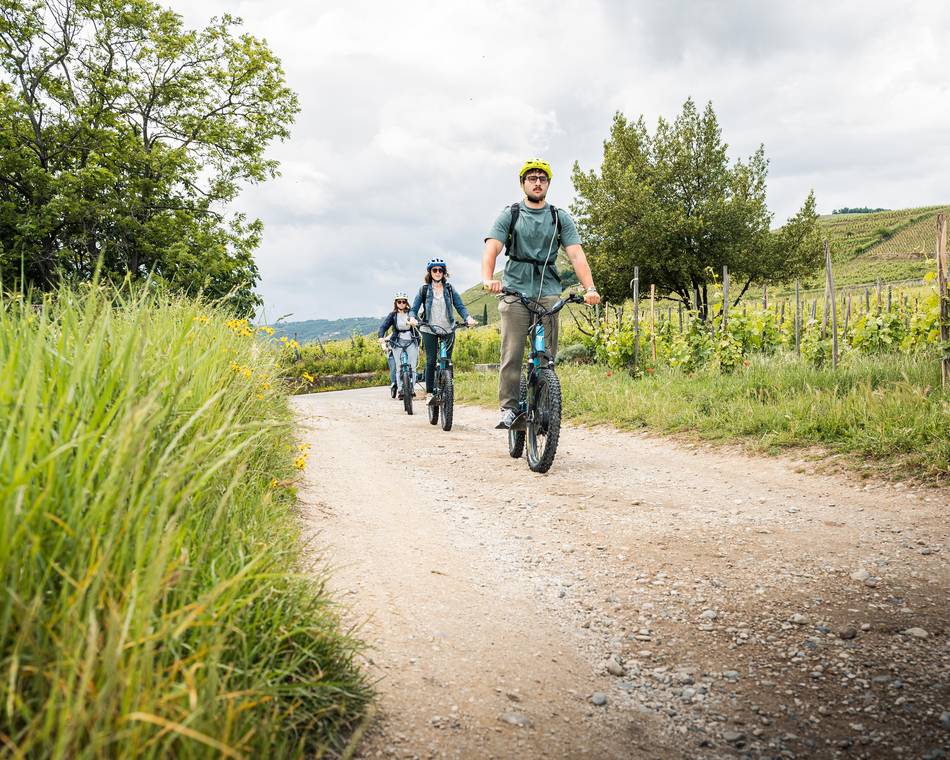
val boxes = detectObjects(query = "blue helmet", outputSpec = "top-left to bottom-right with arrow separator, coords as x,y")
426,258 -> 446,270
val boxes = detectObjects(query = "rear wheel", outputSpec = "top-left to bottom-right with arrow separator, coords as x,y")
507,374 -> 527,459
526,368 -> 561,473
440,372 -> 454,431
401,368 -> 414,415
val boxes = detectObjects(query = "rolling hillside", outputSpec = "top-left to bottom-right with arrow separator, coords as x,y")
270,316 -> 383,343
813,204 -> 948,287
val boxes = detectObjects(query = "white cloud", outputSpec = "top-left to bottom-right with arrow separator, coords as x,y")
167,0 -> 950,319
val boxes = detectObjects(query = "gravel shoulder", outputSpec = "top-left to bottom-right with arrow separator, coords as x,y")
293,387 -> 949,760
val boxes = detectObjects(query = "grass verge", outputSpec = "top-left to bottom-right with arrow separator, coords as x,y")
0,286 -> 370,758
455,352 -> 950,480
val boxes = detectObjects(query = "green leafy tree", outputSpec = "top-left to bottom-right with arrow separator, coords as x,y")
0,0 -> 299,312
481,303 -> 488,325
571,99 -> 821,318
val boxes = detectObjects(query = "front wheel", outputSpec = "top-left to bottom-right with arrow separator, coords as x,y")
526,367 -> 561,473
401,368 -> 414,415
440,372 -> 454,431
508,374 -> 527,459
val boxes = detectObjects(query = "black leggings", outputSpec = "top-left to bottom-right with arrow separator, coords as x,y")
421,331 -> 455,392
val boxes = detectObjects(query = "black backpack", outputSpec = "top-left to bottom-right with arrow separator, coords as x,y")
504,202 -> 562,284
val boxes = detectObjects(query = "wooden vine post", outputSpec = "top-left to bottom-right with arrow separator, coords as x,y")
794,281 -> 801,355
631,268 -> 640,375
824,239 -> 839,368
937,214 -> 949,387
722,266 -> 729,330
650,284 -> 657,362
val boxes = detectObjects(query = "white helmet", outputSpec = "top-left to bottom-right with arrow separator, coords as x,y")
394,291 -> 408,301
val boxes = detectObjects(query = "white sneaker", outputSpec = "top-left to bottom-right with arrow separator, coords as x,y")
495,408 -> 517,429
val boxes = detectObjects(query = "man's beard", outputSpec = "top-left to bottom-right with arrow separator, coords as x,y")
525,188 -> 547,202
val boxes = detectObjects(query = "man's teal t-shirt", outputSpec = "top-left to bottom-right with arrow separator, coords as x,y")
486,201 -> 581,298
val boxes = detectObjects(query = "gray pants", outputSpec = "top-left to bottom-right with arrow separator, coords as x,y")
497,295 -> 560,410
391,342 -> 419,393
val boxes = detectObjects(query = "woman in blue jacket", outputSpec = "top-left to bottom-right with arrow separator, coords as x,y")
410,258 -> 477,405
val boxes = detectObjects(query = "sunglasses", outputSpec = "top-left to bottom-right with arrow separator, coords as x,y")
430,267 -> 445,273
523,174 -> 549,185
395,299 -> 408,304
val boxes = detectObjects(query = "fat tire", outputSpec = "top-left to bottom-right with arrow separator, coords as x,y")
440,373 -> 454,431
508,374 -> 527,459
526,367 -> 561,473
402,369 -> 414,415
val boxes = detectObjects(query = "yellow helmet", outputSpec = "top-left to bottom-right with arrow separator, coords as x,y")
519,158 -> 552,182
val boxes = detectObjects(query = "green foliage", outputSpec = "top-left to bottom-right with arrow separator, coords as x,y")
451,326 -> 501,369
0,285 -> 369,757
832,207 -> 889,214
0,1 -> 299,312
555,342 -> 592,364
571,99 -> 822,317
580,274 -> 945,374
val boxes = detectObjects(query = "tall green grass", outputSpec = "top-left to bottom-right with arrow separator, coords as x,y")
0,286 -> 369,758
456,352 -> 950,479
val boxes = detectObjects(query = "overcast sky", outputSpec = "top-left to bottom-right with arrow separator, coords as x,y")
168,0 -> 950,321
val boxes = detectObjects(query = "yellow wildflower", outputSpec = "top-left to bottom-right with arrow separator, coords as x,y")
225,318 -> 254,337
269,478 -> 279,489
293,455 -> 307,469
302,371 -> 315,383
258,326 -> 275,336
260,381 -> 271,391
193,315 -> 211,324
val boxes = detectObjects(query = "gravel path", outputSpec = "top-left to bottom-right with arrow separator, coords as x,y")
293,387 -> 949,760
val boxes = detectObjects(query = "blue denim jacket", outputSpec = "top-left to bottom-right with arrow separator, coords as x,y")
409,282 -> 470,326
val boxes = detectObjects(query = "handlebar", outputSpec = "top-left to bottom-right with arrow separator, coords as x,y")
422,322 -> 474,337
500,288 -> 586,317
386,329 -> 421,349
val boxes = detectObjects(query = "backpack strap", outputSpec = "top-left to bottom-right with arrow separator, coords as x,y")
504,203 -> 562,283
503,202 -> 520,257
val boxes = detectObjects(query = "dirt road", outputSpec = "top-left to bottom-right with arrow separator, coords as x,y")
293,387 -> 949,760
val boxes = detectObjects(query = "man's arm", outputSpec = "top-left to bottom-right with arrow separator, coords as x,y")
481,238 -> 503,292
564,244 -> 601,305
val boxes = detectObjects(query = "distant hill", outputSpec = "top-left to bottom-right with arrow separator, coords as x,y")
270,316 -> 382,344
832,207 -> 889,215
813,204 -> 948,287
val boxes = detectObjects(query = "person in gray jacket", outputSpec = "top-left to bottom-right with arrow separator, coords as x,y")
410,258 -> 477,405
